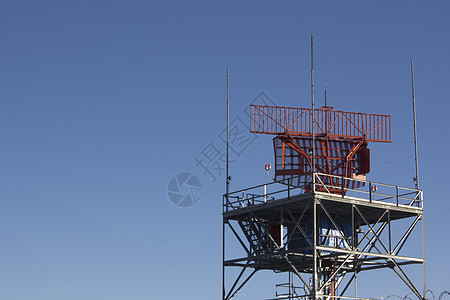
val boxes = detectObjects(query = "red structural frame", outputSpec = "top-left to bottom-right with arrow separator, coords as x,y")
250,104 -> 392,190
250,105 -> 391,142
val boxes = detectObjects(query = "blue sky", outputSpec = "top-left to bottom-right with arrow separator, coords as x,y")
0,1 -> 449,299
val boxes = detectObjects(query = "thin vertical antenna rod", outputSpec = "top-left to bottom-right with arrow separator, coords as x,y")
226,67 -> 230,195
311,32 -> 318,299
223,67 -> 230,300
411,60 -> 426,299
311,33 -> 315,180
324,83 -> 328,134
411,60 -> 420,190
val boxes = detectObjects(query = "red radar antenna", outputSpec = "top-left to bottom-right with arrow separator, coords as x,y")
250,104 -> 391,192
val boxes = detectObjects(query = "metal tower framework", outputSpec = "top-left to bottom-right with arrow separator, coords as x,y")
222,174 -> 424,300
222,104 -> 425,300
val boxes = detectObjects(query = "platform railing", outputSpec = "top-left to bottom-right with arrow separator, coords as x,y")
223,173 -> 423,213
223,175 -> 308,212
313,173 -> 423,208
275,282 -> 306,299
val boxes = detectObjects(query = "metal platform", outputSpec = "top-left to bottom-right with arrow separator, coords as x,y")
224,190 -> 422,224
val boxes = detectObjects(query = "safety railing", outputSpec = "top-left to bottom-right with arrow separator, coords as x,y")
275,282 -> 306,300
223,173 -> 422,213
313,173 -> 423,208
223,175 -> 309,212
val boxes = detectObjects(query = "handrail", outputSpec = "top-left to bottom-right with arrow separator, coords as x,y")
223,173 -> 422,213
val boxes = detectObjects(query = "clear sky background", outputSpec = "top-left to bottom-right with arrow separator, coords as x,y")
1,1 -> 449,299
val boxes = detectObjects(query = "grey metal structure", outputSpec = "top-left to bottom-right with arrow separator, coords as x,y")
222,173 -> 425,300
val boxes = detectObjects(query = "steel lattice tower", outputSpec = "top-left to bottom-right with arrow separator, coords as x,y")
222,105 -> 425,300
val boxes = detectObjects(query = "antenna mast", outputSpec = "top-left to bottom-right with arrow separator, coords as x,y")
411,60 -> 426,299
411,60 -> 419,189
311,33 -> 315,179
223,67 -> 230,300
311,31 -> 318,299
226,68 -> 230,195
